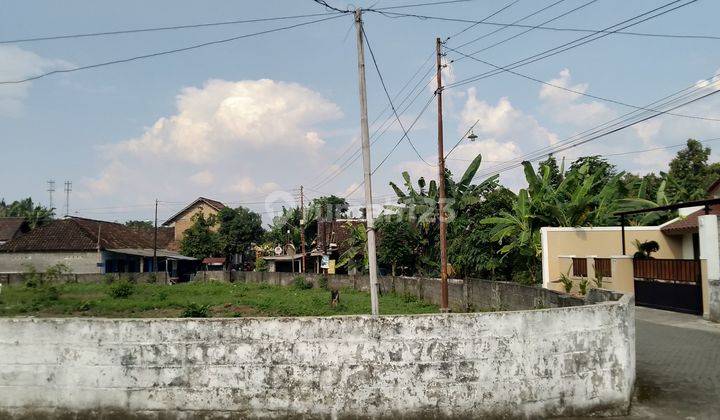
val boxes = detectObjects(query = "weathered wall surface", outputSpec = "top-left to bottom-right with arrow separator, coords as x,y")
0,271 -> 167,286
228,271 -> 585,311
0,251 -> 100,274
0,294 -> 634,419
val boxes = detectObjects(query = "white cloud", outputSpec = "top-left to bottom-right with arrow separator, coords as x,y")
538,69 -> 616,126
80,79 -> 343,219
0,46 -> 69,117
109,79 -> 342,164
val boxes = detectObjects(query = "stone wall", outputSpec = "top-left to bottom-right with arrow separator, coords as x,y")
0,271 -> 168,286
0,293 -> 634,419
228,271 -> 585,311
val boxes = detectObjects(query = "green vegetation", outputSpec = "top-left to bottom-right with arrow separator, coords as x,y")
0,281 -> 438,318
0,197 -> 54,228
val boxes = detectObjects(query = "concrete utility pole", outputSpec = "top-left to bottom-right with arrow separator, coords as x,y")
355,8 -> 380,316
153,199 -> 158,274
300,185 -> 307,274
436,37 -> 450,312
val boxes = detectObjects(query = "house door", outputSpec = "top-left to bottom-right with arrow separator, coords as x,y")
633,258 -> 703,315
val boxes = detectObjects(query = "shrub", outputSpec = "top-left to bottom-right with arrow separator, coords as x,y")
103,274 -> 116,285
552,270 -> 573,294
292,276 -> 312,290
318,276 -> 329,290
108,280 -> 135,299
22,264 -> 42,288
76,301 -> 92,312
30,285 -> 60,309
45,263 -> 72,282
578,278 -> 589,295
254,256 -> 268,272
592,273 -> 604,289
146,273 -> 158,284
180,303 -> 210,318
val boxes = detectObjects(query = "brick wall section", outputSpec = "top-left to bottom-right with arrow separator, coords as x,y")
0,293 -> 634,418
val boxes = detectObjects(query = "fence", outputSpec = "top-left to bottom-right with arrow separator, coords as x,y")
633,258 -> 700,283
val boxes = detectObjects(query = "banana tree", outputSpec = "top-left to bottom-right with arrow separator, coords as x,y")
619,178 -> 676,226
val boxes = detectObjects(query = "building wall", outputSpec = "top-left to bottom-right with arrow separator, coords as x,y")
541,226 -> 683,291
170,205 -> 221,241
0,251 -> 101,274
0,294 -> 634,418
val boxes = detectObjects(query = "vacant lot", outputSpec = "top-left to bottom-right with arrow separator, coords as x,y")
0,279 -> 438,318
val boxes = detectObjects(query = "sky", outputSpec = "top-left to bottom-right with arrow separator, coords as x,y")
1,0 -> 720,224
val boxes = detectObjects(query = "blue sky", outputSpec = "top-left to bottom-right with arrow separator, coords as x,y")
1,0 -> 719,224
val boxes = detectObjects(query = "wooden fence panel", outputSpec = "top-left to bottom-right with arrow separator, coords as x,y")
633,259 -> 700,283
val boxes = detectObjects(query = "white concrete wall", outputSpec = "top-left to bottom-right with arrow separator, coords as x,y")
0,295 -> 635,418
0,251 -> 100,274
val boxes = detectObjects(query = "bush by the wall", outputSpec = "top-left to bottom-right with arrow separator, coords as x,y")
180,303 -> 210,318
292,276 -> 312,290
108,280 -> 135,299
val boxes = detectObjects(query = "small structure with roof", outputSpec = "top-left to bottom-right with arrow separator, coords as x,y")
162,197 -> 225,242
0,217 -> 196,279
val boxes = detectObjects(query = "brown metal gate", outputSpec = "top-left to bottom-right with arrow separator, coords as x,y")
633,259 -> 702,315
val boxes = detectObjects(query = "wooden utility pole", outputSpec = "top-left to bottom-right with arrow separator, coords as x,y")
153,199 -> 158,274
436,37 -> 449,312
300,185 -> 306,273
355,8 -> 380,316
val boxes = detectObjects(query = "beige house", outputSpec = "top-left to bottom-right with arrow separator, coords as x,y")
541,199 -> 720,320
162,197 -> 225,242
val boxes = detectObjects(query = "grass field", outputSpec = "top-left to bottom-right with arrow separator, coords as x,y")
0,279 -> 438,318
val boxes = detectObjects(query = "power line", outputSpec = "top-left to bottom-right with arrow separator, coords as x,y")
312,0 -> 351,13
362,24 -> 434,166
444,0 -> 520,42
444,44 -> 720,122
444,0 -> 698,90
473,80 -> 720,179
0,14 -> 346,85
0,12 -> 341,44
369,5 -> 717,41
452,0 -> 570,49
373,0 -> 476,11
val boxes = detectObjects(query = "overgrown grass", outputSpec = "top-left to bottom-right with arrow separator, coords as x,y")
0,281 -> 438,318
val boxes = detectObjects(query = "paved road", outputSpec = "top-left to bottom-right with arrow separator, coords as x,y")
627,307 -> 720,419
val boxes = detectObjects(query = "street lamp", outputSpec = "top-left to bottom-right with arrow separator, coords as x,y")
467,131 -> 478,142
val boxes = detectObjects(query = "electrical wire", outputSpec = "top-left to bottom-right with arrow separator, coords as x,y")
444,0 -> 521,42
444,44 -> 720,122
0,12 -> 341,44
362,24 -> 434,166
445,0 -> 698,89
0,14 -> 346,85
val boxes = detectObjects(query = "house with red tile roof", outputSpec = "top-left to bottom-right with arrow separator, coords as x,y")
0,217 -> 195,277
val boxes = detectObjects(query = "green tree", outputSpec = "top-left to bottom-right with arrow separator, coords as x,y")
179,213 -> 220,260
667,139 -> 717,201
0,197 -> 54,228
217,206 -> 264,266
536,155 -> 563,188
124,220 -> 153,230
309,195 -> 349,221
337,222 -> 367,274
377,218 -> 420,276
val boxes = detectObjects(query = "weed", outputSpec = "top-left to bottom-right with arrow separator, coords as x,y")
292,276 -> 312,290
318,276 -> 329,291
180,303 -> 210,318
76,301 -> 92,312
109,280 -> 135,299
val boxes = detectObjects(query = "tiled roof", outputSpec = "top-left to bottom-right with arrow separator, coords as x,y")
0,217 -> 175,252
162,197 -> 226,226
660,204 -> 720,235
0,218 -> 28,242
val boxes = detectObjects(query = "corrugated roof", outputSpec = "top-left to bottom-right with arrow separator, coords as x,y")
0,218 -> 28,242
0,217 -> 175,252
660,204 -> 720,235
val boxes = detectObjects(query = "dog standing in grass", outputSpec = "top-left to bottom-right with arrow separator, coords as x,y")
330,288 -> 340,308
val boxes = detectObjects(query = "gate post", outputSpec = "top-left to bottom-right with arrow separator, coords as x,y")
698,215 -> 719,319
